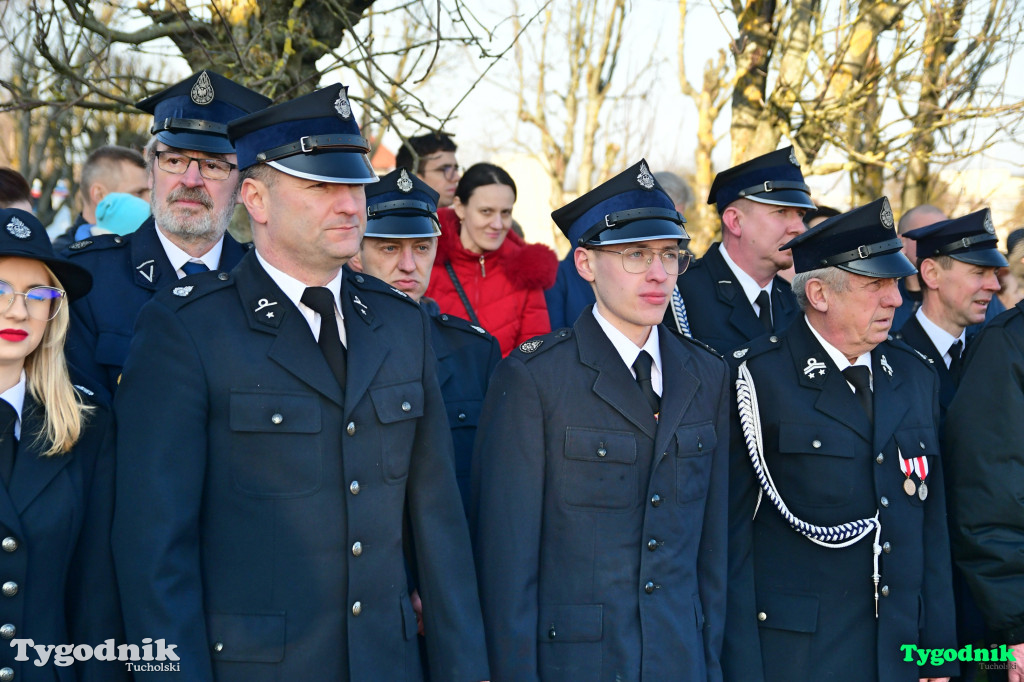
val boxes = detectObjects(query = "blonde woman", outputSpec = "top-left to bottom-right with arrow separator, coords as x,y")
0,208 -> 127,681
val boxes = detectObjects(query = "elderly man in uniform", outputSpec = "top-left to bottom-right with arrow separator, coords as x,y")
474,160 -> 731,680
665,147 -> 814,351
348,168 -> 500,516
63,71 -> 269,394
112,85 -> 489,682
726,198 -> 957,682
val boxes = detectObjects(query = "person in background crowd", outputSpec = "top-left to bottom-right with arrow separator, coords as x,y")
726,198 -> 956,682
113,84 -> 489,682
0,208 -> 128,682
395,132 -> 461,208
545,169 -> 694,330
778,204 -> 841,282
62,71 -> 269,394
893,204 -> 947,330
0,169 -> 33,213
667,147 -> 813,351
474,160 -> 730,681
51,146 -> 149,250
92,192 -> 151,237
426,162 -> 557,356
1001,229 -> 1024,309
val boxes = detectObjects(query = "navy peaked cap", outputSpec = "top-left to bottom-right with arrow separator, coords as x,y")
903,208 -> 1007,268
0,209 -> 92,300
363,169 -> 441,238
708,146 -> 814,212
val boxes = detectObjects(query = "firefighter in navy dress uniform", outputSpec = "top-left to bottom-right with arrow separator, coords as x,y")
473,160 -> 732,681
112,85 -> 489,682
63,70 -> 269,394
0,209 -> 127,682
665,147 -> 813,352
725,198 -> 957,682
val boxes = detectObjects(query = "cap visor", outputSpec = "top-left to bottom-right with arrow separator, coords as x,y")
838,251 -> 917,279
157,130 -> 235,155
744,190 -> 816,210
269,151 -> 378,184
586,218 -> 689,246
364,214 -> 441,239
952,249 -> 1009,268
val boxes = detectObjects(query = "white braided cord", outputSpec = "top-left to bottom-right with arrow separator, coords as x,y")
670,288 -> 691,337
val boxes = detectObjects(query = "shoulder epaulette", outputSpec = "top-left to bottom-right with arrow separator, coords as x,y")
435,312 -> 493,339
347,272 -> 418,307
63,233 -> 128,256
510,328 -> 573,361
678,333 -> 723,359
153,270 -> 234,310
728,333 -> 783,364
885,337 -> 937,367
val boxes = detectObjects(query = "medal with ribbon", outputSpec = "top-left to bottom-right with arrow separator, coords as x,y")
898,448 -> 930,500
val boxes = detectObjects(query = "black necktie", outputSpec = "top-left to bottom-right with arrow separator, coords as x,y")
948,339 -> 963,384
755,290 -> 773,333
0,402 -> 17,487
633,351 -> 660,415
181,261 -> 209,276
842,366 -> 873,423
301,287 -> 347,388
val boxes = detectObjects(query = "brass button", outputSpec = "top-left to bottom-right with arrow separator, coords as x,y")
650,494 -> 662,507
881,585 -> 890,597
883,542 -> 891,554
812,440 -> 822,449
758,611 -> 767,622
0,624 -> 14,639
876,453 -> 884,464
352,601 -> 362,616
880,496 -> 889,508
352,541 -> 362,557
2,582 -> 17,597
213,642 -> 224,652
347,422 -> 356,436
271,413 -> 283,425
1,538 -> 16,553
401,401 -> 412,412
349,480 -> 360,495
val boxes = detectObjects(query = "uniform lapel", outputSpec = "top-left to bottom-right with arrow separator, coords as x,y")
871,346 -> 908,449
705,245 -> 764,342
576,312 -> 657,440
235,253 -> 345,406
9,399 -> 72,516
340,275 -> 388,420
130,219 -> 179,291
652,331 -> 699,461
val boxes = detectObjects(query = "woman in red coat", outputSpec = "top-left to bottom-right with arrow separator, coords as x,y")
426,163 -> 558,355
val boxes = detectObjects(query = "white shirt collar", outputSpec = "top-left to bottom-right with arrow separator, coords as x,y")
591,306 -> 663,396
915,307 -> 964,369
805,315 -> 872,388
255,251 -> 345,346
155,226 -> 225,279
719,244 -> 773,311
0,372 -> 27,440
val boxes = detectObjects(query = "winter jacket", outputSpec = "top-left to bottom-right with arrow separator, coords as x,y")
427,207 -> 558,356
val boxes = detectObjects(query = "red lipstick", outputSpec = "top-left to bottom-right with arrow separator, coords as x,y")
0,329 -> 28,342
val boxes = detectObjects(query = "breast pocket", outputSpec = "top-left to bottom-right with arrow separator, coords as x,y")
370,381 -> 424,483
561,428 -> 637,511
776,422 -> 858,508
675,422 -> 716,504
894,427 -> 940,508
229,390 -> 322,498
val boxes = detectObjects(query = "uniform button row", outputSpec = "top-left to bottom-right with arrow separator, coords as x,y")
650,494 -> 662,507
347,422 -> 356,436
352,601 -> 362,616
0,666 -> 13,681
643,581 -> 659,594
1,582 -> 17,597
0,624 -> 14,639
352,542 -> 362,557
1,538 -> 15,553
349,481 -> 360,495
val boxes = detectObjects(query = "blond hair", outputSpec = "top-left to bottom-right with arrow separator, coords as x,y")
24,266 -> 92,456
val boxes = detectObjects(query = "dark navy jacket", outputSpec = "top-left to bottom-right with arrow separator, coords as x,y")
544,250 -> 595,330
62,218 -> 249,394
667,242 -> 798,355
894,314 -> 957,422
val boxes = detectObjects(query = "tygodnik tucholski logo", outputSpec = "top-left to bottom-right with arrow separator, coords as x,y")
10,638 -> 180,672
902,643 -> 1017,669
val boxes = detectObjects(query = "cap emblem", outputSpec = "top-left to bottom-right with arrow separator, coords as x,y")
984,210 -> 995,234
190,71 -> 215,106
6,216 -> 31,240
397,169 -> 414,193
880,197 -> 894,229
334,92 -> 352,120
636,162 -> 655,190
789,148 -> 800,167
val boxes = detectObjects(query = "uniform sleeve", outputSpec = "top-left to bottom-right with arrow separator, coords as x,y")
407,308 -> 490,682
472,356 -> 546,680
944,324 -> 1024,643
514,288 -> 552,350
697,358 -> 731,682
112,299 -> 215,681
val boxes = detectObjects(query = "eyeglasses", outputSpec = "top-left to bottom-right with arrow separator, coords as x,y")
424,164 -> 461,180
0,280 -> 65,321
154,151 -> 237,181
590,246 -> 692,275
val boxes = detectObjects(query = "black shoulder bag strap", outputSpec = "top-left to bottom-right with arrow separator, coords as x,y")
444,262 -> 481,326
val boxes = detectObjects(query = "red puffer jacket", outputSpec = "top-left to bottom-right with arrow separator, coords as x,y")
427,207 -> 558,356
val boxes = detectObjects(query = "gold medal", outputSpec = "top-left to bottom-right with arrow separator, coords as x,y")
918,481 -> 928,501
903,478 -> 916,496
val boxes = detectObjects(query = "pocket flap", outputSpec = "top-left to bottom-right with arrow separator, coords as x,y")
894,427 -> 940,459
207,611 -> 286,663
95,331 -> 132,367
537,604 -> 603,643
564,428 -> 636,464
676,421 -> 717,457
370,381 -> 425,423
778,422 -> 855,457
756,591 -> 818,633
230,391 -> 321,433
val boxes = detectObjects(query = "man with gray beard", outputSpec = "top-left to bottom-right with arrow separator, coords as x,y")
63,71 -> 269,396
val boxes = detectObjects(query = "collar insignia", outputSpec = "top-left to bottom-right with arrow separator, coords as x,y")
880,354 -> 893,377
803,357 -> 827,378
136,259 -> 155,283
191,71 -> 215,105
352,295 -> 369,317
